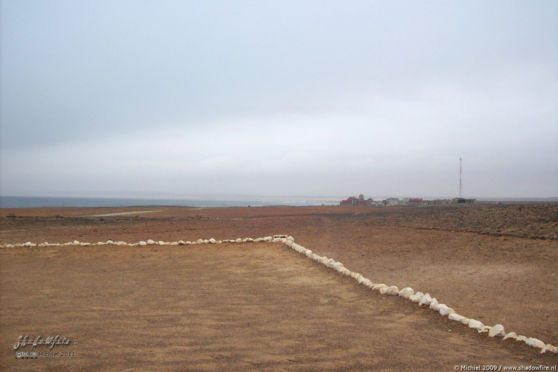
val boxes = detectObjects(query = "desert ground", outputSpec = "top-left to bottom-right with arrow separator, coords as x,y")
0,203 -> 557,370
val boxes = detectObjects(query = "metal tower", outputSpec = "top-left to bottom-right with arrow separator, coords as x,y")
459,158 -> 463,198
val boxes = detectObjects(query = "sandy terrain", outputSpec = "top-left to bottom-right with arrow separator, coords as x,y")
1,204 -> 557,370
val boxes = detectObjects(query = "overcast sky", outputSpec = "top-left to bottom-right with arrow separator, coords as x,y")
1,0 -> 557,199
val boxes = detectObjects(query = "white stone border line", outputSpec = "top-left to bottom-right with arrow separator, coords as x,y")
1,235 -> 556,355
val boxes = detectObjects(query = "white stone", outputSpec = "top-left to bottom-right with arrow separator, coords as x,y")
399,287 -> 414,299
410,291 -> 424,303
541,344 -> 558,354
468,319 -> 484,330
419,293 -> 432,306
488,324 -> 505,337
429,298 -> 438,309
438,304 -> 453,316
503,332 -> 517,340
361,278 -> 372,287
448,313 -> 465,322
525,337 -> 545,349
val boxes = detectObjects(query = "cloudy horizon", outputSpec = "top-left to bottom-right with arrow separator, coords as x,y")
1,0 -> 557,199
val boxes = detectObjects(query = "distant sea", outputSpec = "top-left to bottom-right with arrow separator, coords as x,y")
0,196 -> 338,208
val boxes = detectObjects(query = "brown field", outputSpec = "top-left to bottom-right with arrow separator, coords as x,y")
1,204 -> 557,370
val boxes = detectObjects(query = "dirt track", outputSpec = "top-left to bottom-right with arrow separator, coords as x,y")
1,204 -> 557,370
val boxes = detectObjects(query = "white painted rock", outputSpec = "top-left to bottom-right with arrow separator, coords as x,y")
542,344 -> 558,354
488,324 -> 505,337
361,278 -> 372,287
387,286 -> 399,295
147,239 -> 155,245
399,287 -> 414,299
373,283 -> 388,291
410,291 -> 424,303
419,293 -> 432,306
448,313 -> 465,322
468,319 -> 484,330
438,304 -> 453,316
139,241 -> 147,246
209,238 -> 216,244
525,337 -> 545,349
429,298 -> 439,309
503,332 -> 518,340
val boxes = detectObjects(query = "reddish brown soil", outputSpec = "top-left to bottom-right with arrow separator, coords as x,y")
1,204 -> 557,370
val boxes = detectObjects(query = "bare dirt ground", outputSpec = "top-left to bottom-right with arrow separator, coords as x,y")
1,204 -> 557,370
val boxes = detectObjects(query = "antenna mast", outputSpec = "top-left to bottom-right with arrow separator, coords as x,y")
459,158 -> 463,198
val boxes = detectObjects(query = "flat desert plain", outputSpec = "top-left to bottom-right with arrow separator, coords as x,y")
0,204 -> 557,370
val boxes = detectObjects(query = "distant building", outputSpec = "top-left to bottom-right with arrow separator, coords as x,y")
340,195 -> 457,207
385,197 -> 400,206
452,198 -> 476,204
340,195 -> 374,206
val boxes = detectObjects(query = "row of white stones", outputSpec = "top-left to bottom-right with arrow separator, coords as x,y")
0,236 -> 273,248
1,235 -> 556,354
278,236 -> 557,355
